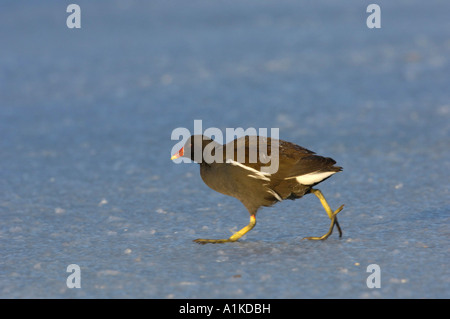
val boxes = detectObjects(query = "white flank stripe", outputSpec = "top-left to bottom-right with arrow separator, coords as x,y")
295,171 -> 336,185
226,159 -> 271,181
267,189 -> 283,201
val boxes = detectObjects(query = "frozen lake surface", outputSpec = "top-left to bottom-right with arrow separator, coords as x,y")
1,1 -> 449,298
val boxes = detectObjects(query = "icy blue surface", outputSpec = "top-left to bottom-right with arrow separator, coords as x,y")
0,0 -> 449,298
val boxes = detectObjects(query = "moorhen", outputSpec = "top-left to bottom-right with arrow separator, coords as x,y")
171,135 -> 344,244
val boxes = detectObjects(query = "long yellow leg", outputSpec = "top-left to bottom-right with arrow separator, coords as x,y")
194,214 -> 256,244
302,189 -> 344,241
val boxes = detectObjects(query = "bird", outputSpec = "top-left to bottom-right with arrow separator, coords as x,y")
171,134 -> 344,244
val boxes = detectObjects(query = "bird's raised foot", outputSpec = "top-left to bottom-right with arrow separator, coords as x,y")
302,204 -> 344,241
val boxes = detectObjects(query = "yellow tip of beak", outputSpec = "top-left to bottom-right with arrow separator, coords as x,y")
171,147 -> 184,160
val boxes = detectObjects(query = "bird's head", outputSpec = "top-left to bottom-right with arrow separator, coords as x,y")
171,135 -> 215,163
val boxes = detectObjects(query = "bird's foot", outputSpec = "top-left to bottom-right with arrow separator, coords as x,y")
194,214 -> 256,245
302,204 -> 344,241
193,238 -> 235,244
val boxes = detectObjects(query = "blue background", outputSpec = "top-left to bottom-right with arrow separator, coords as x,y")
1,0 -> 449,298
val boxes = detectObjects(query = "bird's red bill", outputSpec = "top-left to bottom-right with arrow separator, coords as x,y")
171,147 -> 184,160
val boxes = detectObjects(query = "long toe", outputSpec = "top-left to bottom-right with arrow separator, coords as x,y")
193,238 -> 232,244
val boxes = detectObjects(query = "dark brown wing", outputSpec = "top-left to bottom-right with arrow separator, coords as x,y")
218,135 -> 341,201
221,136 -> 312,169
